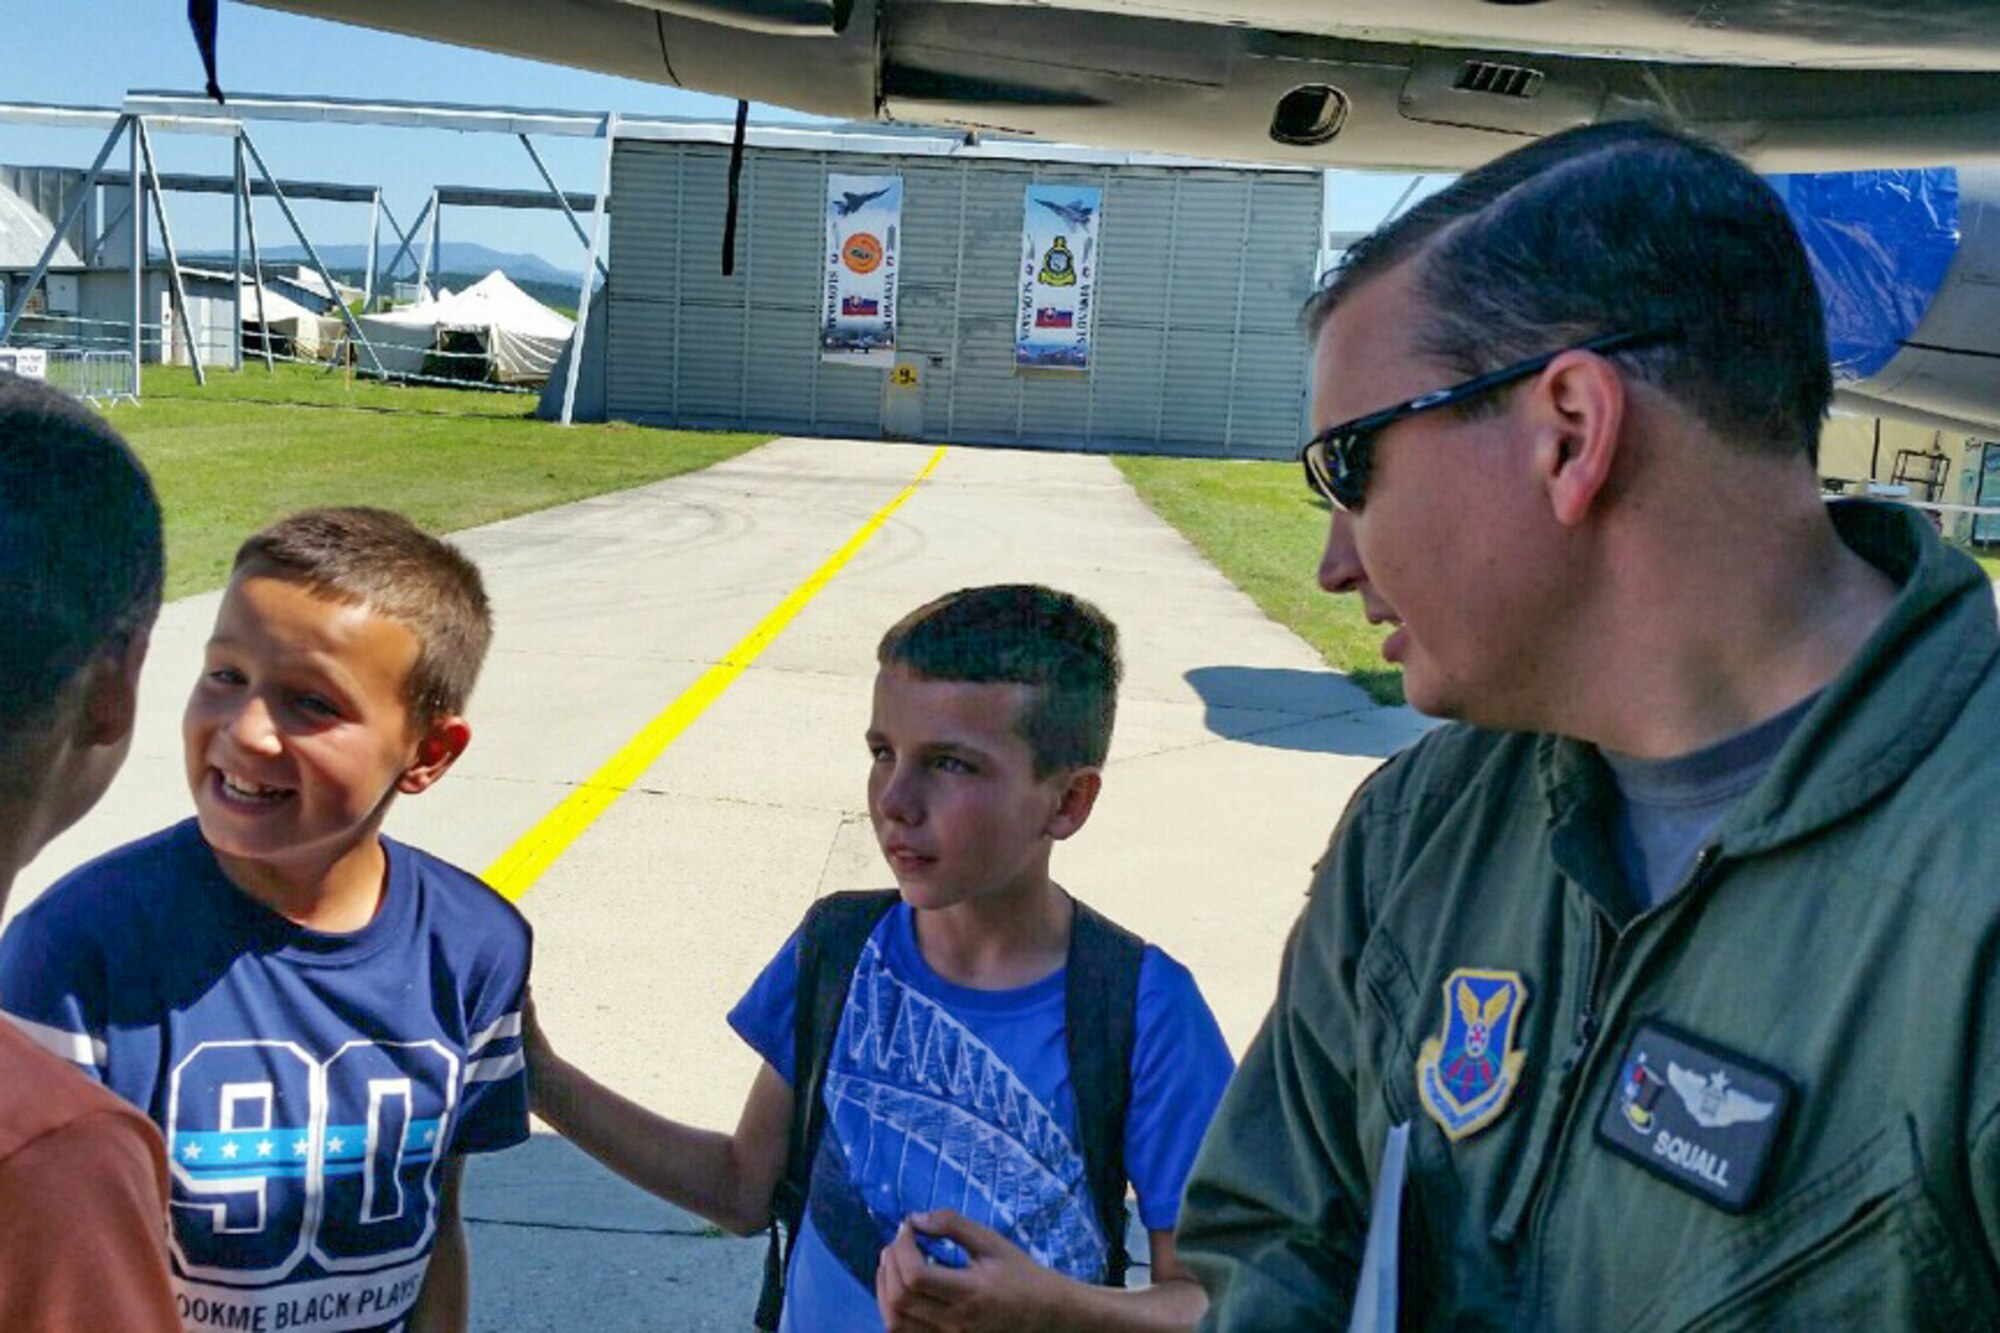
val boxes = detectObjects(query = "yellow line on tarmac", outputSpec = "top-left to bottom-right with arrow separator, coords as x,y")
484,446 -> 947,901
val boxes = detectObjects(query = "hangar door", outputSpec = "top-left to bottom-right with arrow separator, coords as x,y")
604,140 -> 1318,458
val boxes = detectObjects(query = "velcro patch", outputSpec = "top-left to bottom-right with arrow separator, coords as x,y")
1595,1020 -> 1793,1212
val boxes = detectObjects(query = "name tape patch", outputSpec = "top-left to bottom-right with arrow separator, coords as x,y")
1595,1019 -> 1793,1212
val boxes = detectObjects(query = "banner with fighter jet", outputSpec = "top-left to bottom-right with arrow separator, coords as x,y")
822,173 -> 902,366
1016,184 -> 1101,371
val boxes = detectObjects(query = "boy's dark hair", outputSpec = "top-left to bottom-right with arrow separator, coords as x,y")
232,507 -> 491,724
1307,119 -> 1832,462
0,373 -> 163,761
877,584 -> 1120,774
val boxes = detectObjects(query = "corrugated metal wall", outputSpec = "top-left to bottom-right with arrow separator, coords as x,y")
606,141 -> 1319,458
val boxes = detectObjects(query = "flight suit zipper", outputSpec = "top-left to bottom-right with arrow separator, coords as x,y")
1512,844 -> 1723,1326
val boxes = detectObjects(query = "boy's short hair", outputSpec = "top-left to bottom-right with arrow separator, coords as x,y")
878,584 -> 1120,774
0,373 -> 163,758
232,507 -> 491,724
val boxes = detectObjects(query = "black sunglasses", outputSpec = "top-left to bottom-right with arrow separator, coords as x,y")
1300,329 -> 1668,512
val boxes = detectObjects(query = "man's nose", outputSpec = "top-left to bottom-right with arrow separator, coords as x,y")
1318,508 -> 1363,595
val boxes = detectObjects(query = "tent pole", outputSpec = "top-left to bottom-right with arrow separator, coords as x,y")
520,133 -> 609,283
137,118 -> 205,385
238,136 -> 274,371
2,114 -> 127,346
238,127 -> 385,376
561,113 -> 616,427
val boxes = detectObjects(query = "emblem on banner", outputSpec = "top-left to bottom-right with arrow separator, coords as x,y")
1038,236 -> 1078,286
1416,968 -> 1529,1141
843,233 -> 884,274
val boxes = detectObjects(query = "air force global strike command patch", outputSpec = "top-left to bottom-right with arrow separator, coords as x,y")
1416,969 -> 1529,1140
1595,1020 -> 1794,1212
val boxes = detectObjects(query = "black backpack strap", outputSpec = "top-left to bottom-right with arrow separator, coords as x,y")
754,889 -> 899,1332
1065,896 -> 1146,1288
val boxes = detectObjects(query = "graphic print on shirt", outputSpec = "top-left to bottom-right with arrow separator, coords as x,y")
159,1019 -> 518,1333
808,937 -> 1107,1290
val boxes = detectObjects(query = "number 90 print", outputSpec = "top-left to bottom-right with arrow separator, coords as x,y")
166,1040 -> 459,1284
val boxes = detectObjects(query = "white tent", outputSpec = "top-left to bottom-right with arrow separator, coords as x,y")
237,281 -> 341,361
356,270 -> 575,386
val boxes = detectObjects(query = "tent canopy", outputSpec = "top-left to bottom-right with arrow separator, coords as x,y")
357,270 -> 575,385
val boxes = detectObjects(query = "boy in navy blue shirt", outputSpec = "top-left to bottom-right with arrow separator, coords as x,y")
0,507 -> 532,1333
530,584 -> 1233,1332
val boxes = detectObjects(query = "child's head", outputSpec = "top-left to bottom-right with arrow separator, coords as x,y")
230,507 -> 492,726
0,374 -> 162,875
876,584 -> 1120,777
868,586 -> 1120,908
183,508 -> 490,896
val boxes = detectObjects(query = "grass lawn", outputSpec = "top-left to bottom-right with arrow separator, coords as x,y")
1113,454 -> 1404,706
106,366 -> 773,598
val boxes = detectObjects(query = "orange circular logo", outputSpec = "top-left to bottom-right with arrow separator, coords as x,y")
842,232 -> 883,274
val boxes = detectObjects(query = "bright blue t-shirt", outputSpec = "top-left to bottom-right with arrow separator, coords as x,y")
0,819 -> 532,1333
728,899 -> 1234,1333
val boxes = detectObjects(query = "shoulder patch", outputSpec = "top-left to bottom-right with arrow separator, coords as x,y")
1416,968 -> 1529,1141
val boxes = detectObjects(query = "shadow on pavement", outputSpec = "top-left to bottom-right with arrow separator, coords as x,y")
465,1132 -> 766,1332
1185,665 -> 1434,760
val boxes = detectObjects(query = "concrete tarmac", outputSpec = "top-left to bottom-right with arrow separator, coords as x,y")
8,437 -> 1433,1330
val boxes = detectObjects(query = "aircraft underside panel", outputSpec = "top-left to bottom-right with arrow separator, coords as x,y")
252,0 -> 2000,171
1845,167 -> 2000,436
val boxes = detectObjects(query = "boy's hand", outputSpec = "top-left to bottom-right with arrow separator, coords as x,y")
876,1210 -> 1069,1333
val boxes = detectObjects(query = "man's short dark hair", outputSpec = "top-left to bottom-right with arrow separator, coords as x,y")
1307,119 -> 1832,461
0,373 -> 164,754
878,584 -> 1121,774
232,507 -> 491,725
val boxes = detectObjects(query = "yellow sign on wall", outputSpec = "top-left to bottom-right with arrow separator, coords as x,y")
890,363 -> 920,388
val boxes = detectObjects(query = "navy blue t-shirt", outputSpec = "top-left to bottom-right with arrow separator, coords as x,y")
729,899 -> 1234,1333
0,819 -> 532,1333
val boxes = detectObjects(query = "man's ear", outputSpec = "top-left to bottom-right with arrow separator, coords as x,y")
1533,350 -> 1627,528
400,715 -> 471,795
79,628 -> 151,750
1045,767 -> 1103,841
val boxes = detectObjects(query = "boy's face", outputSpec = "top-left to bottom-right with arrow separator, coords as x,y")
866,664 -> 1088,910
183,573 -> 452,890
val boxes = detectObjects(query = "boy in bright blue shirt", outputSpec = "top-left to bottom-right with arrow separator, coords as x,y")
531,583 -> 1234,1331
0,508 -> 531,1333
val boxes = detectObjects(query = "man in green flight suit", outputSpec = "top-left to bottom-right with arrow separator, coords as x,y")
1178,119 -> 2000,1329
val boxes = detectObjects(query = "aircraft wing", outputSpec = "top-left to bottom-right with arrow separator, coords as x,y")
245,0 -> 2000,170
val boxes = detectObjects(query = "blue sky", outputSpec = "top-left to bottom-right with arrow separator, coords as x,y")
4,0 -> 1434,277
1,0 -> 820,275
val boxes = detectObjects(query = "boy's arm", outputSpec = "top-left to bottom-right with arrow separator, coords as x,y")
0,1111 -> 183,1333
409,1156 -> 470,1333
876,1214 -> 1205,1333
527,1003 -> 792,1235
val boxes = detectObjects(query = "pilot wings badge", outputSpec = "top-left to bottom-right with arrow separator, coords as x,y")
1667,1063 -> 1776,1130
1417,969 -> 1529,1141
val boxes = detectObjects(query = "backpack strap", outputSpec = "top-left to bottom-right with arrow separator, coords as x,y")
1065,896 -> 1146,1288
754,889 -> 899,1332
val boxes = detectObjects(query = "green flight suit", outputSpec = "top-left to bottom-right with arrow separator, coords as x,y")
1181,501 -> 2000,1330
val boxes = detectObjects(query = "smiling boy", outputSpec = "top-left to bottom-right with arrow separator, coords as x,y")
0,507 -> 531,1333
529,583 -> 1234,1332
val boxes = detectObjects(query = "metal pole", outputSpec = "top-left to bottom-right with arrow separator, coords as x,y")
520,133 -> 609,282
238,136 -> 273,371
377,196 -> 432,299
364,189 -> 380,311
231,132 -> 243,370
238,127 -> 385,375
424,190 -> 443,297
136,117 -> 205,385
1,113 -> 127,345
130,115 -> 143,397
561,112 -> 616,427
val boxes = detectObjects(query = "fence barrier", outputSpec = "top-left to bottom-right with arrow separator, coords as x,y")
44,349 -> 138,405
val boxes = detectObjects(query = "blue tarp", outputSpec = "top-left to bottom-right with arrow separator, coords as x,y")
1769,168 -> 1961,384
